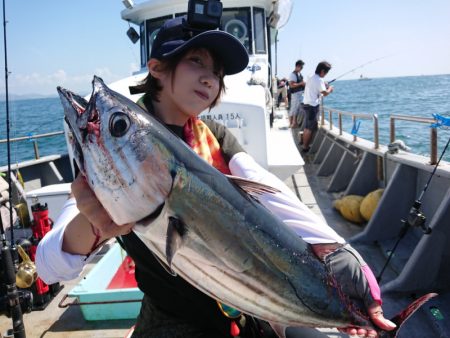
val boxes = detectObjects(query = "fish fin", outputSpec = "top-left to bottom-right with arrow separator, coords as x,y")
227,175 -> 281,196
269,322 -> 287,338
381,292 -> 438,338
151,251 -> 177,276
166,216 -> 187,269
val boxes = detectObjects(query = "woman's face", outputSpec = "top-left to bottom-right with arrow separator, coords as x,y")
155,48 -> 223,125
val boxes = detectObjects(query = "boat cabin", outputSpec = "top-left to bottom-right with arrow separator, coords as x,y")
121,0 -> 284,73
114,0 -> 302,179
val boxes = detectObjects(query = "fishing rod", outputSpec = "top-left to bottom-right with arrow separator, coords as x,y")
328,54 -> 392,84
1,0 -> 26,336
377,132 -> 450,282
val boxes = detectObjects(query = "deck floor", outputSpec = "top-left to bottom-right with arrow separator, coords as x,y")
1,249 -> 135,338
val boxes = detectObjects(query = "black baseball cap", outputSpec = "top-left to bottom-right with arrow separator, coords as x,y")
150,16 -> 249,75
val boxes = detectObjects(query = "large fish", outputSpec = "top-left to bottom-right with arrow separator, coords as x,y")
58,76 -> 435,338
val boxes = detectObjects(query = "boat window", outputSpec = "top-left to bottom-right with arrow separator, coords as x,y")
145,15 -> 172,63
222,8 -> 252,54
140,23 -> 146,68
253,7 -> 266,54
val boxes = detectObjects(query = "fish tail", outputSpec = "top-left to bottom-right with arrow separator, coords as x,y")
380,293 -> 438,338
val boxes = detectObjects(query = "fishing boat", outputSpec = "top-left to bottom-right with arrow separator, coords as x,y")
359,74 -> 371,81
1,1 -> 450,337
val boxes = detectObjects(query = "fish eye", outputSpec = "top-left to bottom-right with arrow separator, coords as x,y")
109,112 -> 131,137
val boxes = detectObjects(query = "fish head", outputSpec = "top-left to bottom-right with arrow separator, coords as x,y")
58,76 -> 175,225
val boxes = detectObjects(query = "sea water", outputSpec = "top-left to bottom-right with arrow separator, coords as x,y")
0,74 -> 449,167
0,97 -> 67,167
325,74 -> 450,162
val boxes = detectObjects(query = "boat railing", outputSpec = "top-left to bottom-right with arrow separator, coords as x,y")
0,131 -> 64,160
321,105 -> 380,149
319,105 -> 440,164
390,114 -> 438,164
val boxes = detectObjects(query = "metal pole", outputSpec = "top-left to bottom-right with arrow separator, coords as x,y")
2,0 -> 27,336
373,114 -> 379,149
389,117 -> 395,143
352,115 -> 356,142
430,127 -> 437,165
274,31 -> 278,75
33,141 -> 39,159
2,0 -> 12,232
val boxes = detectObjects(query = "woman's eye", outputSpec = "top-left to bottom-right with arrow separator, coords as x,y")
190,56 -> 203,65
109,112 -> 131,137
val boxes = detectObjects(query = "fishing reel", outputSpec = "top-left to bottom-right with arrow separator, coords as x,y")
15,245 -> 37,289
0,289 -> 33,317
0,244 -> 34,317
404,200 -> 431,234
378,199 -> 432,282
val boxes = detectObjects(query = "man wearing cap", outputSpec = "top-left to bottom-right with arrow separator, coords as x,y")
302,61 -> 334,153
288,60 -> 306,128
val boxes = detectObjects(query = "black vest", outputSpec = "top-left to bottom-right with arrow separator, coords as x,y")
289,71 -> 304,94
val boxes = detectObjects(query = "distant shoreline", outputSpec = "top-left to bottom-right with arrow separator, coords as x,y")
1,74 -> 449,102
0,94 -> 59,102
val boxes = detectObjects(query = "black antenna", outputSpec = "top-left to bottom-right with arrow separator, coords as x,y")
2,0 -> 26,336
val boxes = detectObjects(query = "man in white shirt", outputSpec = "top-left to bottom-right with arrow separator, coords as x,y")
302,61 -> 334,153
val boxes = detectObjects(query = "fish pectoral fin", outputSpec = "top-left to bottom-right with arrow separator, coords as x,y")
151,251 -> 177,277
269,322 -> 287,338
226,175 -> 280,196
166,216 -> 187,269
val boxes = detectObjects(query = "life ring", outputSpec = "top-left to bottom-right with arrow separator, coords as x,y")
224,19 -> 247,43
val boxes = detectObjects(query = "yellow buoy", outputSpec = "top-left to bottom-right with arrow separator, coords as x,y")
333,195 -> 365,224
360,188 -> 384,221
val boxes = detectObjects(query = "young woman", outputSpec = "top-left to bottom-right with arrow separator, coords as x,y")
37,16 -> 393,338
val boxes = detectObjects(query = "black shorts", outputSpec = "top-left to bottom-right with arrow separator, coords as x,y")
303,105 -> 319,131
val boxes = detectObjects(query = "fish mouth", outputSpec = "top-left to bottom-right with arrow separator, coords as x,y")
57,76 -> 111,174
57,85 -> 91,174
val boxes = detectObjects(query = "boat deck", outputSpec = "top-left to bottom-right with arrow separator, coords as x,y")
0,250 -> 136,338
1,110 -> 448,338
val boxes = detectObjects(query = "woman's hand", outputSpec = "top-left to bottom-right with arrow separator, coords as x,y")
71,175 -> 134,238
338,327 -> 377,338
338,303 -> 396,338
63,175 -> 134,255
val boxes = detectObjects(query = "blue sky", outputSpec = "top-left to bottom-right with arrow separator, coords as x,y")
1,0 -> 449,96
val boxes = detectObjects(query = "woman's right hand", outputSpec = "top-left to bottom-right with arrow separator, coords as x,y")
71,175 -> 134,240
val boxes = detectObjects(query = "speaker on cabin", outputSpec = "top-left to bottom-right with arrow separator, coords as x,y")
224,19 -> 247,43
127,27 -> 140,44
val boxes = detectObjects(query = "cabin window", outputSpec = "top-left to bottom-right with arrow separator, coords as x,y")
145,16 -> 172,63
140,23 -> 146,68
222,8 -> 252,54
253,8 -> 266,54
